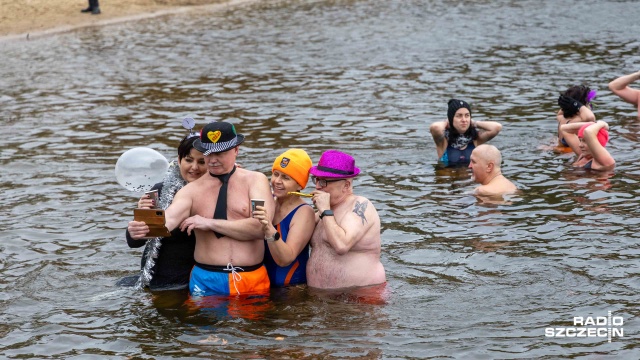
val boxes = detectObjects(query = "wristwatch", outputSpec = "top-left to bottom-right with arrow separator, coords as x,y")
320,210 -> 334,219
265,231 -> 281,243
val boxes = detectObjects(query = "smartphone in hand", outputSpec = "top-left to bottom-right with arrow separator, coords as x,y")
133,208 -> 171,238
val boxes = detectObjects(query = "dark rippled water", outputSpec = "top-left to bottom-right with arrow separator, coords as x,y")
1,0 -> 640,358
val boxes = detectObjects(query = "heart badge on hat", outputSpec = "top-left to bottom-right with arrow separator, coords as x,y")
207,130 -> 222,143
194,121 -> 245,155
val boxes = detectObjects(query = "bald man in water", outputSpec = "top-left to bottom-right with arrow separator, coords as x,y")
468,144 -> 517,196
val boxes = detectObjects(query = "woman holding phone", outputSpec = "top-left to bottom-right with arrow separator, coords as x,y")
123,130 -> 206,291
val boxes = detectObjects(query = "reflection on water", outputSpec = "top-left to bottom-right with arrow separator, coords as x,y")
1,0 -> 640,358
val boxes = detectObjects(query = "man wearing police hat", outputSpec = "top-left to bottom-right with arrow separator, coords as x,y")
128,121 -> 275,296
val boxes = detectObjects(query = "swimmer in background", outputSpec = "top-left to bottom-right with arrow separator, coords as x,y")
430,99 -> 502,167
556,85 -> 596,155
468,144 -> 517,196
560,120 -> 614,171
608,70 -> 640,119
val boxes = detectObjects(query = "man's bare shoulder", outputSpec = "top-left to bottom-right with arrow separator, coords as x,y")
234,167 -> 268,181
344,195 -> 379,226
475,183 -> 517,197
352,195 -> 376,210
474,185 -> 492,196
182,174 -> 210,190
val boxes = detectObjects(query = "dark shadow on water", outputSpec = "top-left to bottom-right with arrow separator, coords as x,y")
115,274 -> 139,287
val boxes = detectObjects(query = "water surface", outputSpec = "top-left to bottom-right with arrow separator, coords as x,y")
1,0 -> 640,358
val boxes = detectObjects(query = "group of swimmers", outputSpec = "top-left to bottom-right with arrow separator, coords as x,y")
126,121 -> 385,298
428,70 -> 640,195
123,70 -> 640,297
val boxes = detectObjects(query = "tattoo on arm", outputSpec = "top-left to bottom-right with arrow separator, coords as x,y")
353,200 -> 368,225
433,132 -> 445,144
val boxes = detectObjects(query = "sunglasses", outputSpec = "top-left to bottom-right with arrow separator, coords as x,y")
312,176 -> 346,188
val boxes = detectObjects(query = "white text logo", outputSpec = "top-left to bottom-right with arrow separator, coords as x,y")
545,311 -> 623,343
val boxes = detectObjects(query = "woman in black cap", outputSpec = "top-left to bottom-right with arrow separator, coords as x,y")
430,99 -> 503,167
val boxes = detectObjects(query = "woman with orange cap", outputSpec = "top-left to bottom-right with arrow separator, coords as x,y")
560,120 -> 614,171
253,149 -> 316,286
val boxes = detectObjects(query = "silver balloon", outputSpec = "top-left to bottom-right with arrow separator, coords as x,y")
115,147 -> 169,192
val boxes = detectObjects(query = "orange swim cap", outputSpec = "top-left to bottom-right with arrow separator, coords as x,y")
272,148 -> 312,188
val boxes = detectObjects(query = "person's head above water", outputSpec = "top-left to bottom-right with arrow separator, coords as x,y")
176,128 -> 206,183
446,98 -> 478,141
560,85 -> 596,118
578,123 -> 609,147
272,148 -> 312,189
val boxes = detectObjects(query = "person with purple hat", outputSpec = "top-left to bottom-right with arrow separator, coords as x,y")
560,120 -> 614,171
306,150 -> 386,289
128,121 -> 276,297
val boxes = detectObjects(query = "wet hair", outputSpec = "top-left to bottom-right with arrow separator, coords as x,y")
177,135 -> 199,161
561,85 -> 592,118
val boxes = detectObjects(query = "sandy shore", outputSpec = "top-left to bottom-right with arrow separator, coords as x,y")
0,0 -> 253,41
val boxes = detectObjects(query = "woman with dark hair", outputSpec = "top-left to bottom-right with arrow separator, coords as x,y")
556,85 -> 596,155
123,131 -> 206,291
430,99 -> 503,167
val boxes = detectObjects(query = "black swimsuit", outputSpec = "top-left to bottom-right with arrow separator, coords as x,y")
125,183 -> 196,291
440,142 -> 476,167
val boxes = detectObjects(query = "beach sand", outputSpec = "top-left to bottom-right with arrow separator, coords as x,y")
0,0 -> 248,41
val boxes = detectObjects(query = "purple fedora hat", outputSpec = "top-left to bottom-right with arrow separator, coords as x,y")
309,150 -> 360,178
